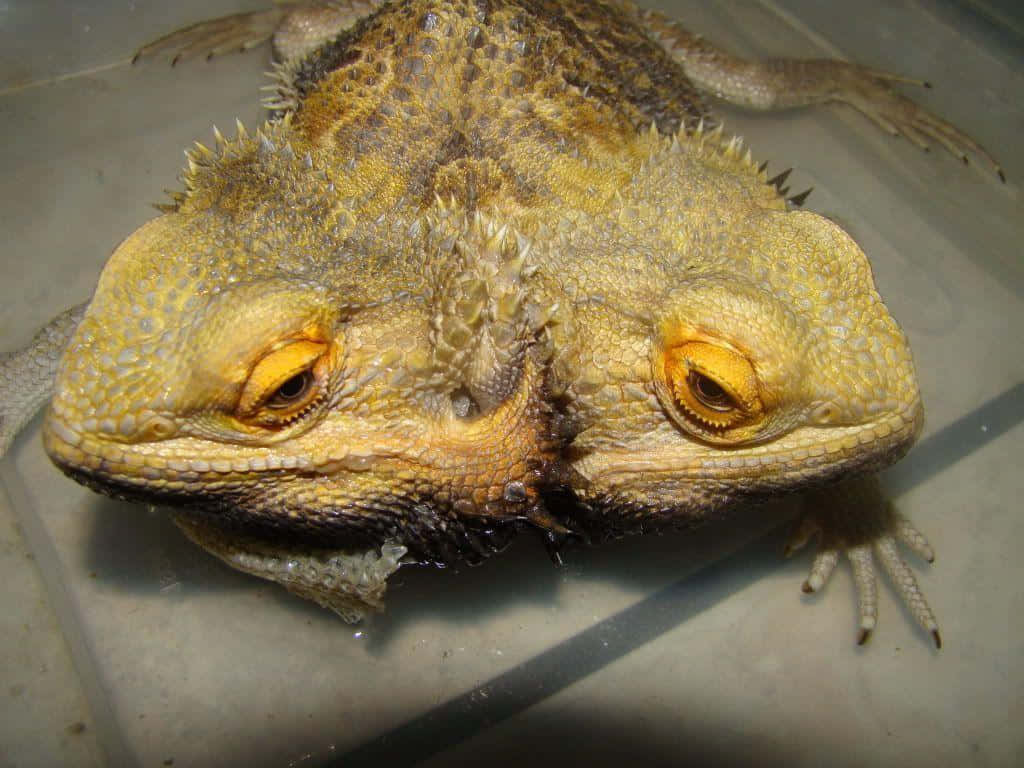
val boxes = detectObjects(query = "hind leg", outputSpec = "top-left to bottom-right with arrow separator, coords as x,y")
634,4 -> 1003,180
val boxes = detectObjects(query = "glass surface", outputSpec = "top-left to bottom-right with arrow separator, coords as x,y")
1,1 -> 1021,765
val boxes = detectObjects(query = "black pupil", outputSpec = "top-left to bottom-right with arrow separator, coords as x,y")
273,372 -> 309,402
692,373 -> 729,406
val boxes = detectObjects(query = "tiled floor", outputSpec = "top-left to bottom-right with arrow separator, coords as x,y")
1,1 -> 1021,766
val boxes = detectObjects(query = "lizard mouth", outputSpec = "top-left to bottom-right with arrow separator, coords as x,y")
43,412 -> 430,492
42,379 -> 559,562
42,351 -> 564,521
576,400 -> 923,490
44,414 -> 316,499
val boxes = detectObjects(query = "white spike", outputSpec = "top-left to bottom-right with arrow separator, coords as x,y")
505,250 -> 527,278
495,223 -> 509,246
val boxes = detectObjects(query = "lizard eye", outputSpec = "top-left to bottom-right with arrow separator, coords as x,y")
662,341 -> 764,432
688,370 -> 733,411
267,370 -> 314,409
237,340 -> 330,427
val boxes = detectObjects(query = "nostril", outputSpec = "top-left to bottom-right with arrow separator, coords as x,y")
450,388 -> 480,419
137,414 -> 178,441
811,402 -> 840,425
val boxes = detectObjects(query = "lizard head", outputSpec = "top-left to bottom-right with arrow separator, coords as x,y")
42,124 -> 557,560
564,128 -> 923,522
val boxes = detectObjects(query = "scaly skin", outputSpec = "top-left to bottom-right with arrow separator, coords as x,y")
9,0 -> 988,642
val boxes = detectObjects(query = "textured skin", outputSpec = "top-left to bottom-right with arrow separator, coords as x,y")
18,0 -> 982,637
0,304 -> 87,456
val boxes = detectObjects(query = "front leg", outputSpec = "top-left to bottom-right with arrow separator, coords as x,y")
786,474 -> 941,648
172,512 -> 408,623
133,0 -> 385,66
0,304 -> 87,457
638,6 -> 1004,181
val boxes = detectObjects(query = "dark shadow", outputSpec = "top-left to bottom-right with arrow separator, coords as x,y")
80,486 -> 798,652
172,692 -> 795,768
395,706 -> 794,768
334,531 -> 794,768
368,499 -> 797,648
82,495 -> 258,597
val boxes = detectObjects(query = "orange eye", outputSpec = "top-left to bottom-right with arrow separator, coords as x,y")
237,340 -> 330,426
663,341 -> 763,431
266,370 -> 315,409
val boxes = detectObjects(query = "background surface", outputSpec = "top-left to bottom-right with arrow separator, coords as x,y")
1,1 -> 1021,765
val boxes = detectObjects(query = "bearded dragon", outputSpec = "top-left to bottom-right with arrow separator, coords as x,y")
1,0 -> 1002,642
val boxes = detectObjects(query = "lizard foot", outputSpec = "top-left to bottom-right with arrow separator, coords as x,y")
132,8 -> 288,66
785,474 -> 941,648
829,62 -> 1004,182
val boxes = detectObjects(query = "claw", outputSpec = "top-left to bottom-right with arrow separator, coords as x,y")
802,548 -> 839,593
874,535 -> 941,646
899,122 -> 932,152
132,9 -> 285,66
838,63 -> 1005,182
847,544 -> 878,642
861,67 -> 932,90
793,477 -> 941,646
795,523 -> 941,646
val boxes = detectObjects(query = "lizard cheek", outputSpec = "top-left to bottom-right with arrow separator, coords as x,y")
661,341 -> 765,435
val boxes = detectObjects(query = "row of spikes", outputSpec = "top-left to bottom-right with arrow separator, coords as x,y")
423,202 -> 540,280
158,113 -> 814,214
654,119 -> 814,208
185,113 -> 299,168
156,116 -> 316,211
260,58 -> 303,114
758,164 -> 814,207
